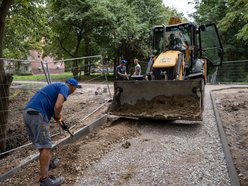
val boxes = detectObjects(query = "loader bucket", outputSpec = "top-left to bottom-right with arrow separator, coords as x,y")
108,79 -> 204,121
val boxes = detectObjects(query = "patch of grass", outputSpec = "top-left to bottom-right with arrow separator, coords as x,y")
13,72 -> 115,82
13,72 -> 73,81
10,89 -> 22,98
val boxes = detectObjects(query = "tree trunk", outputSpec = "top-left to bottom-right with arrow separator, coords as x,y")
84,36 -> 90,75
72,60 -> 79,80
0,74 -> 13,152
71,34 -> 83,80
0,0 -> 13,152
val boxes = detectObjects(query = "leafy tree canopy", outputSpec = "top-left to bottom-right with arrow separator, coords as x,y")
192,0 -> 248,60
4,0 -> 49,59
218,0 -> 248,42
3,0 -> 184,62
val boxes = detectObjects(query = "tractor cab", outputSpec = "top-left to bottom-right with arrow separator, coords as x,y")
151,22 -> 223,70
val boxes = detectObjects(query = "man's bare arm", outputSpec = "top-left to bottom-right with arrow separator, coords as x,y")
54,94 -> 65,120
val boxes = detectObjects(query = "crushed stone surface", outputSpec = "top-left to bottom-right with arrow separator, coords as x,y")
2,84 -> 248,186
75,85 -> 247,185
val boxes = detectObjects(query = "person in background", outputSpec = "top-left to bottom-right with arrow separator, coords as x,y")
133,58 -> 141,75
23,78 -> 79,186
116,59 -> 129,80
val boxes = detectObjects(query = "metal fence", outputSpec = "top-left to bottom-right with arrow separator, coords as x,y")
0,55 -> 113,158
208,60 -> 248,84
0,57 -> 247,159
131,59 -> 248,84
129,59 -> 248,84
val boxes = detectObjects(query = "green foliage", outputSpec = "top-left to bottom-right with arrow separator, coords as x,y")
245,74 -> 248,82
45,0 -> 180,73
46,0 -> 114,58
4,0 -> 50,59
3,0 -> 184,66
99,0 -> 180,63
193,0 -> 227,24
218,0 -> 248,43
192,0 -> 248,61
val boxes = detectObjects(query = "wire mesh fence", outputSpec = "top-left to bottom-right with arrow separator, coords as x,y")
217,60 -> 248,83
0,55 -> 113,159
113,58 -> 248,83
207,60 -> 248,84
0,56 -> 247,175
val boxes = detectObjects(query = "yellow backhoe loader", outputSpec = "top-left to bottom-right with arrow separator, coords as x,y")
109,18 -> 223,121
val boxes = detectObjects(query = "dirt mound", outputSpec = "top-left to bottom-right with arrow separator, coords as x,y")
2,85 -> 248,185
2,119 -> 141,186
214,88 -> 248,185
6,89 -> 36,150
0,84 -> 111,177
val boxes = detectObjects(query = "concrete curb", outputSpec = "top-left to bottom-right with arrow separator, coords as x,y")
210,87 -> 248,186
0,114 -> 108,182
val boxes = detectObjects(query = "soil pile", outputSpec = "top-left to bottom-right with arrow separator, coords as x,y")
214,88 -> 248,185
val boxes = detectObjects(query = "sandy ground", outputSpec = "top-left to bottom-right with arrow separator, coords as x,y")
0,84 -> 247,185
213,88 -> 248,186
0,82 -> 113,175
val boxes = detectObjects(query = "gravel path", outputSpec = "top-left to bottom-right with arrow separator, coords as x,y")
74,84 -> 246,185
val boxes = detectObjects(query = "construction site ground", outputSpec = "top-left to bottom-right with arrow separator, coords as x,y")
0,83 -> 248,185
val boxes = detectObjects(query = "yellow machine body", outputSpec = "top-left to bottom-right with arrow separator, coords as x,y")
153,51 -> 181,68
109,18 -> 223,121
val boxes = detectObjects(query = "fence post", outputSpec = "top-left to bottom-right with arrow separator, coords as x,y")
41,61 -> 51,84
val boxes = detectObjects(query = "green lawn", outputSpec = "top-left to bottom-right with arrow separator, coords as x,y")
13,72 -> 115,82
13,72 -> 73,81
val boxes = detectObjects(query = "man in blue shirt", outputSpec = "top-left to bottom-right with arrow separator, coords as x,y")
23,78 -> 79,186
116,60 -> 129,80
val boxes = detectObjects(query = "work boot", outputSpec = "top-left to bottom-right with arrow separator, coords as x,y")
40,175 -> 64,186
48,159 -> 60,170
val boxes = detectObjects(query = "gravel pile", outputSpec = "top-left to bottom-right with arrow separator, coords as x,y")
74,85 -> 233,185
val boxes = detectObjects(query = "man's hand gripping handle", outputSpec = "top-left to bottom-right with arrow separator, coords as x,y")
59,120 -> 74,137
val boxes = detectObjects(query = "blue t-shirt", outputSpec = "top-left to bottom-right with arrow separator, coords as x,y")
25,82 -> 70,121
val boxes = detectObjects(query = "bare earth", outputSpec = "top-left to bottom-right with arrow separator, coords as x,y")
0,84 -> 248,185
213,88 -> 248,186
